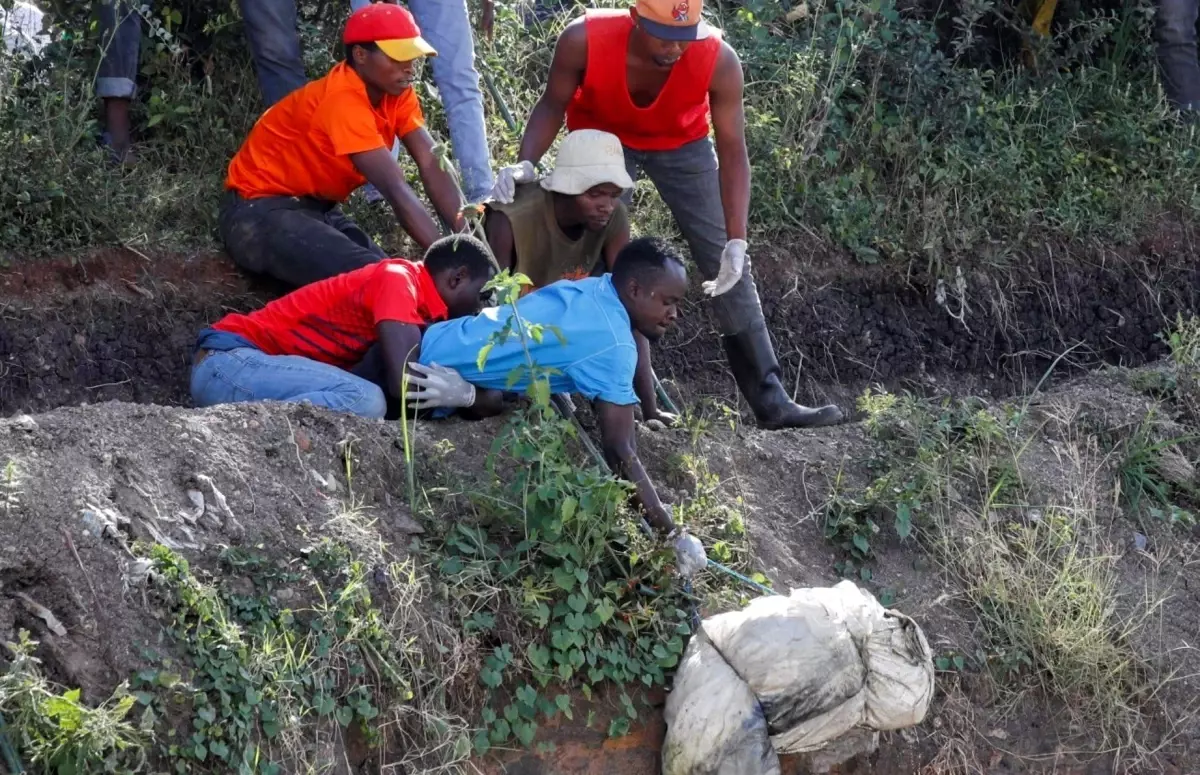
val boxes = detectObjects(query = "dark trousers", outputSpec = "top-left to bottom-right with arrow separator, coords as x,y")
621,138 -> 765,337
218,191 -> 386,287
1156,0 -> 1200,110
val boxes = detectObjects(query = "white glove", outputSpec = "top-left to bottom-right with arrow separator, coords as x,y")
489,161 -> 536,204
669,528 -> 708,579
702,239 -> 748,297
405,362 -> 477,409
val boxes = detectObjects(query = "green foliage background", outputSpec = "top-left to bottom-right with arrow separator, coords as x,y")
0,0 -> 1196,265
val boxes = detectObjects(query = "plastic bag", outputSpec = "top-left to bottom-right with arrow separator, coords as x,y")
662,581 -> 933,775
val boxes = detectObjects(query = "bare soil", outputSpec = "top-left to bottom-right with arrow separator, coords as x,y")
3,236 -> 1200,773
4,230 -> 1199,417
1,368 -> 1198,774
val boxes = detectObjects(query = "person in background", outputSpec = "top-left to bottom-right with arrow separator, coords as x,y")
190,234 -> 495,418
219,3 -> 466,289
406,236 -> 707,575
1155,0 -> 1200,116
494,0 -> 843,430
96,0 -> 494,200
350,0 -> 495,205
485,127 -> 675,425
96,0 -> 305,161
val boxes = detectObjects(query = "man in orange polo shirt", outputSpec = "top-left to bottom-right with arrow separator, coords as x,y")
220,3 -> 468,288
190,234 -> 496,418
497,0 -> 843,430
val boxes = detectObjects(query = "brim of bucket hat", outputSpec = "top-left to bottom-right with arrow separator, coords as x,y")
540,164 -> 635,196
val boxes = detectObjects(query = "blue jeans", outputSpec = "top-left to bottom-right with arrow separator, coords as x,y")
349,0 -> 494,202
191,348 -> 388,419
96,0 -> 304,104
96,0 -> 141,98
1156,0 -> 1200,110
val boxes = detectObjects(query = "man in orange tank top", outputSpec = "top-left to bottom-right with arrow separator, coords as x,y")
493,0 -> 843,430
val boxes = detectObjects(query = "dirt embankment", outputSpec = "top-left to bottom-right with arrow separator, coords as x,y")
3,231 -> 1199,416
1,366 -> 1199,774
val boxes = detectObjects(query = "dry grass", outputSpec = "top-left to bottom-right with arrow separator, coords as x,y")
929,423 -> 1169,761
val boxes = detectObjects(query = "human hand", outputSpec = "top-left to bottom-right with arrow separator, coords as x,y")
701,239 -> 747,297
490,161 -> 536,203
405,362 -> 476,409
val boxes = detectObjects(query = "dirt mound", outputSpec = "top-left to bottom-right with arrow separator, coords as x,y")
2,365 -> 1199,773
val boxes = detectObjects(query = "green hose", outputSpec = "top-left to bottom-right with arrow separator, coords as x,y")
0,711 -> 25,774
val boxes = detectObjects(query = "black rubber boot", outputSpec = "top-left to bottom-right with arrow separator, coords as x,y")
721,327 -> 844,430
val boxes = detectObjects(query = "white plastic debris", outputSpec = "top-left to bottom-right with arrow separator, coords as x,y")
14,591 -> 67,636
1,2 -> 49,56
662,581 -> 934,775
177,489 -> 205,524
195,474 -> 244,537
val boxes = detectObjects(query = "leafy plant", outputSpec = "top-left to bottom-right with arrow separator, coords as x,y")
0,631 -> 146,773
131,541 -> 442,774
433,270 -> 694,753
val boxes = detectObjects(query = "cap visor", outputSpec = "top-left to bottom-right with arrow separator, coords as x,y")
376,36 -> 437,61
637,16 -> 709,41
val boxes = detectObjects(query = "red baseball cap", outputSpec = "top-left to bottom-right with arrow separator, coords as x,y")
343,4 -> 437,62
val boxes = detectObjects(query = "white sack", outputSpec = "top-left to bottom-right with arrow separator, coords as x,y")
662,631 -> 780,775
662,581 -> 934,774
862,607 -> 934,730
702,584 -> 869,740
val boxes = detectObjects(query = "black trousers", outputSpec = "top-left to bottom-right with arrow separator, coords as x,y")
218,191 -> 386,288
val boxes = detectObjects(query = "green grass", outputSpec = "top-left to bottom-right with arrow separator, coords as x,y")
1,0 -> 1196,266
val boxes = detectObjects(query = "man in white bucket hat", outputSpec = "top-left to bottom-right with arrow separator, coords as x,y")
483,129 -> 676,425
485,128 -> 634,288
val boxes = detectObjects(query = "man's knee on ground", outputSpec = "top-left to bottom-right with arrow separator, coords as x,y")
351,383 -> 388,419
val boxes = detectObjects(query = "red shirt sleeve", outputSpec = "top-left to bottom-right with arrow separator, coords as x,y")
314,91 -> 388,157
368,263 -> 426,326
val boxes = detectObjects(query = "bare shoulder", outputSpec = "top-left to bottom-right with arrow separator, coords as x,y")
710,40 -> 744,95
556,17 -> 589,63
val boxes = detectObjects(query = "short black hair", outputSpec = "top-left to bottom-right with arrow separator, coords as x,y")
423,234 -> 498,280
344,41 -> 379,61
611,237 -> 686,289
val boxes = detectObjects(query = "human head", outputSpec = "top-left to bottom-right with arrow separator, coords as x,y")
423,234 -> 498,319
343,4 -> 436,96
612,237 -> 688,341
542,130 -> 634,232
629,0 -> 711,67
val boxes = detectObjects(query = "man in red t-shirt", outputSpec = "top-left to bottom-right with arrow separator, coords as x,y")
190,234 -> 496,418
493,0 -> 843,430
220,4 -> 468,289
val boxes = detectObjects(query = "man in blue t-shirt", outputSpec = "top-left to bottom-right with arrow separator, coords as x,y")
407,237 -> 705,573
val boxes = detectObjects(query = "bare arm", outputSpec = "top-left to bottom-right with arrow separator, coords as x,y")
601,214 -> 630,271
709,44 -> 750,242
351,147 -> 441,249
403,127 -> 467,235
376,320 -> 424,400
596,400 -> 674,534
632,334 -> 662,420
484,207 -> 517,272
518,20 -> 587,167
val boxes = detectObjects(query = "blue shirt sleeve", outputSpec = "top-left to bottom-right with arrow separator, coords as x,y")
565,343 -> 639,405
